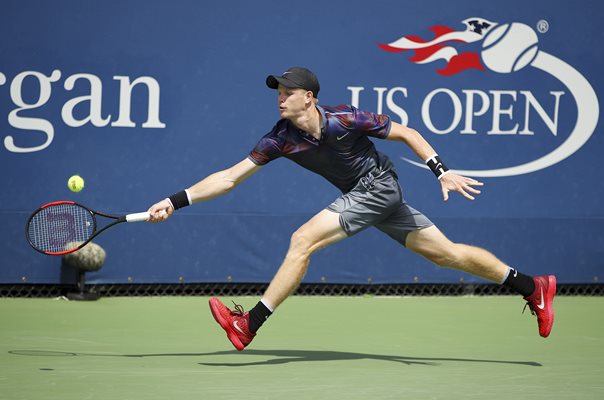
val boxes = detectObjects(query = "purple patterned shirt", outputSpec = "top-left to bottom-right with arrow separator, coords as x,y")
248,105 -> 394,193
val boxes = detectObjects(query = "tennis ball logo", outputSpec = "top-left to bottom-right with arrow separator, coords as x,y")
481,23 -> 539,73
68,175 -> 85,193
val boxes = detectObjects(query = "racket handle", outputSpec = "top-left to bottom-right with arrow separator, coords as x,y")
126,211 -> 150,222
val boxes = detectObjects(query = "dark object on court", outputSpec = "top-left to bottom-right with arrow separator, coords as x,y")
62,241 -> 106,301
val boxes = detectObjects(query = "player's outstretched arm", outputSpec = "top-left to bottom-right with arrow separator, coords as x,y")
187,158 -> 262,203
148,158 -> 262,222
386,121 -> 483,201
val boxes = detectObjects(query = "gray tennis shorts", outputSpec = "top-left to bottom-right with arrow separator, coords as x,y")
326,171 -> 433,246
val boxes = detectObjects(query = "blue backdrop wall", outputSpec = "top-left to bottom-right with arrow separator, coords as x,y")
1,0 -> 602,284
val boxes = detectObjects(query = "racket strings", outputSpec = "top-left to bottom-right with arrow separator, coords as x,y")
28,204 -> 95,253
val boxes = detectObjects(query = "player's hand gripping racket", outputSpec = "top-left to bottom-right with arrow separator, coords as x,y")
26,201 -> 149,255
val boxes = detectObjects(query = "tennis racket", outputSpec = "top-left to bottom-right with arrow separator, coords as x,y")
26,201 -> 150,256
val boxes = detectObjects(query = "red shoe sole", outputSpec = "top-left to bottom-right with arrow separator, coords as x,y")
208,298 -> 245,351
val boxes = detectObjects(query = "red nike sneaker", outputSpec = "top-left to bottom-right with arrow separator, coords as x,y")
208,298 -> 255,351
523,275 -> 556,338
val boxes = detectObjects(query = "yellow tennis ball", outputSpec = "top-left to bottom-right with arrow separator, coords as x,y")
68,175 -> 85,192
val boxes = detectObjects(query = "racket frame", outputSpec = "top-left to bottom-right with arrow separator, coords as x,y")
26,200 -> 138,256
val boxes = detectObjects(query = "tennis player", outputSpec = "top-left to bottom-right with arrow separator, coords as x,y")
148,67 -> 556,350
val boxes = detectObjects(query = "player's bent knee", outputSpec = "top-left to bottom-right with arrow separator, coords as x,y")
288,229 -> 314,257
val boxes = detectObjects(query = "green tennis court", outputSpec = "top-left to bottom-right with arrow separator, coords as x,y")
1,296 -> 602,399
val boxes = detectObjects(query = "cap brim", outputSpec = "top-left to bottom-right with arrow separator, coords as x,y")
266,75 -> 302,90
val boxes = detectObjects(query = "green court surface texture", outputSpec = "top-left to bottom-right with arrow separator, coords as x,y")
1,296 -> 603,400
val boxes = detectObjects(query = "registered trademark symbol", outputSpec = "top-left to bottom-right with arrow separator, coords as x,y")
537,19 -> 549,33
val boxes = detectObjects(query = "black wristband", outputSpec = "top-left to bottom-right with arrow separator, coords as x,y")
425,154 -> 450,179
168,190 -> 190,210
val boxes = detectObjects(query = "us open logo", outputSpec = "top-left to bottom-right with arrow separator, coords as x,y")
363,18 -> 599,177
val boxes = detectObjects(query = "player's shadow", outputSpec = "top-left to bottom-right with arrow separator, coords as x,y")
196,349 -> 542,367
8,349 -> 542,367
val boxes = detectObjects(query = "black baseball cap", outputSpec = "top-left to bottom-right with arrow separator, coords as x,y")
266,67 -> 320,98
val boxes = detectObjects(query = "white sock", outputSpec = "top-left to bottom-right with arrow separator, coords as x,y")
500,266 -> 512,284
260,298 -> 274,313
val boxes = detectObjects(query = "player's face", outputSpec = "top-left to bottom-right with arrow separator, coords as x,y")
277,85 -> 310,118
